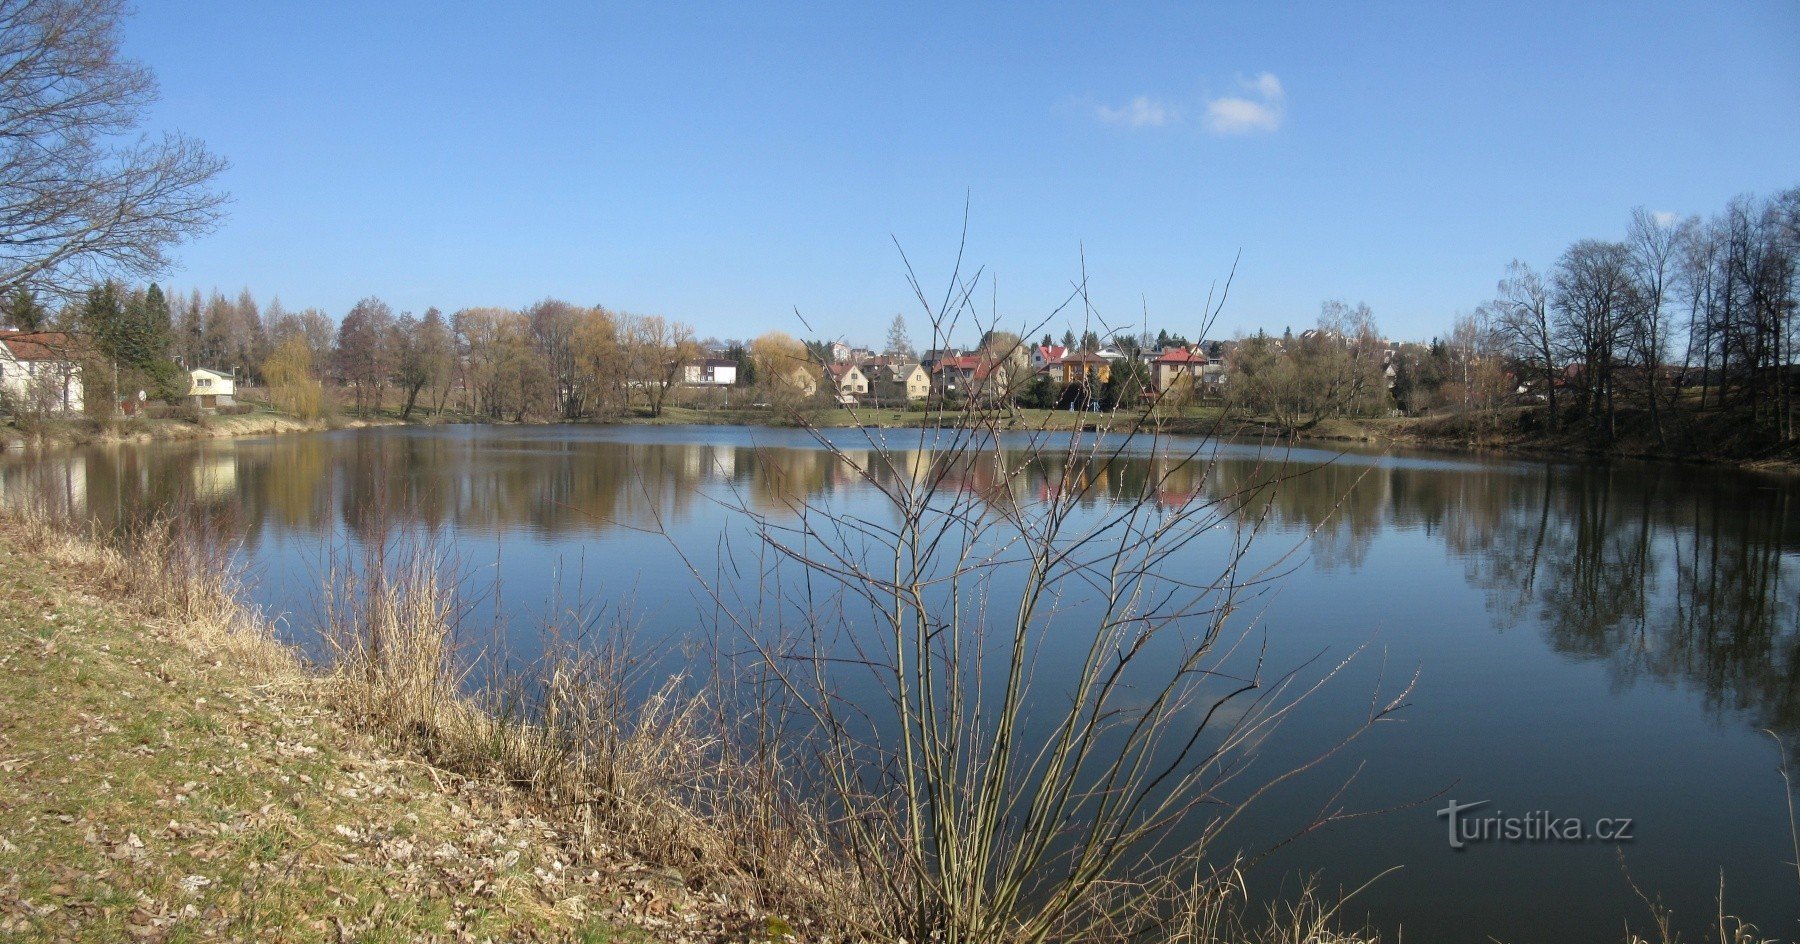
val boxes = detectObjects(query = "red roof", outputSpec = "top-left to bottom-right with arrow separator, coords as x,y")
933,355 -> 1006,381
1153,347 -> 1207,364
0,331 -> 81,362
1035,344 -> 1067,362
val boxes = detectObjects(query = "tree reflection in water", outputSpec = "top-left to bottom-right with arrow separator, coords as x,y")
1,429 -> 1792,732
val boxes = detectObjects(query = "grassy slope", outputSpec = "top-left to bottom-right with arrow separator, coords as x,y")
0,525 -> 643,943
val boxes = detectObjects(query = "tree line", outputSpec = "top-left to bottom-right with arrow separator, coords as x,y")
1469,187 -> 1798,446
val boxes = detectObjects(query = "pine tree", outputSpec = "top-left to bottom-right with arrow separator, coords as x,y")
4,288 -> 48,331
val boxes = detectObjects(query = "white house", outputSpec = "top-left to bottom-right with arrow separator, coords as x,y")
682,357 -> 739,386
187,367 -> 236,408
0,331 -> 83,413
825,363 -> 870,402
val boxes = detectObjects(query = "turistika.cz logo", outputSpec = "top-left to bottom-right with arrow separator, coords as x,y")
1436,799 -> 1635,850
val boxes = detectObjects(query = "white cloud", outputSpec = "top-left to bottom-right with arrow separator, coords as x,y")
1094,95 -> 1175,129
1652,210 -> 1678,228
1203,72 -> 1286,135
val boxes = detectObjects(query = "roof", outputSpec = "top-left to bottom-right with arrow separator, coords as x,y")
1060,351 -> 1111,364
825,363 -> 862,380
1153,347 -> 1207,364
190,367 -> 233,378
865,362 -> 923,380
1034,344 -> 1067,362
933,355 -> 1007,381
0,331 -> 81,362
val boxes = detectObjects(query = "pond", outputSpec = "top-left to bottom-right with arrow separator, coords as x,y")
2,423 -> 1795,943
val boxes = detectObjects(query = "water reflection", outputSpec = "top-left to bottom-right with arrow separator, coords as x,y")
1,428 -> 1794,736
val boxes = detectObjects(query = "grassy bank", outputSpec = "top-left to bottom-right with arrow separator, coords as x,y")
0,408 -> 405,453
0,513 -> 846,942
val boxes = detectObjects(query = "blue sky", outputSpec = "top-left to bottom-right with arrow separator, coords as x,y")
126,1 -> 1799,345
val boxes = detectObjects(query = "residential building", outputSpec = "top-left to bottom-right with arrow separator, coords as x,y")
866,362 -> 930,402
0,331 -> 83,413
931,354 -> 1012,401
187,367 -> 236,408
825,363 -> 870,401
781,366 -> 818,398
682,357 -> 739,386
1150,347 -> 1208,392
1058,351 -> 1112,386
1030,344 -> 1067,372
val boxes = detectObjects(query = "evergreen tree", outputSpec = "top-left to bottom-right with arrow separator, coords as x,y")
4,287 -> 48,331
83,282 -> 182,402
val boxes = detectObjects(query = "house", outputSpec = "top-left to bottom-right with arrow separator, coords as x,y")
778,366 -> 817,398
1030,344 -> 1067,372
187,367 -> 236,408
0,331 -> 84,413
828,341 -> 853,363
931,355 -> 1012,401
866,362 -> 930,402
682,357 -> 739,387
920,348 -> 963,372
1093,345 -> 1127,362
1058,351 -> 1112,387
1150,347 -> 1208,392
824,363 -> 870,402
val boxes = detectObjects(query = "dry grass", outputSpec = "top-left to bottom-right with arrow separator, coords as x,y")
6,507 -> 290,676
307,531 -> 882,940
0,511 -> 652,942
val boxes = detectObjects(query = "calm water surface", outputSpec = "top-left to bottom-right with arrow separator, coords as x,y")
2,423 -> 1795,943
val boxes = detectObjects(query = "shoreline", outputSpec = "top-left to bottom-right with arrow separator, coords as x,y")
5,404 -> 1794,476
0,512 -> 818,943
0,412 -> 405,453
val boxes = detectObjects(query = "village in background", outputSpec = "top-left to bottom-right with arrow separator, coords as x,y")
3,180 -> 1796,469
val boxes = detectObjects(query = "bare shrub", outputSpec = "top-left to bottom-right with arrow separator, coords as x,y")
672,246 -> 1413,944
313,530 -> 875,934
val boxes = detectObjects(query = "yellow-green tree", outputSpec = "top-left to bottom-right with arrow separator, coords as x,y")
262,335 -> 324,419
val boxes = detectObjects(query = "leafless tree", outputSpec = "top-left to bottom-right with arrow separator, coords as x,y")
0,0 -> 227,298
1552,239 -> 1638,439
1487,260 -> 1557,423
526,298 -> 586,418
1626,207 -> 1678,442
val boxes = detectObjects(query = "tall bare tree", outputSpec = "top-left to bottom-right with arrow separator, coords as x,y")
1487,260 -> 1557,423
1626,207 -> 1678,442
333,296 -> 394,416
0,0 -> 227,298
1552,240 -> 1638,439
526,298 -> 585,418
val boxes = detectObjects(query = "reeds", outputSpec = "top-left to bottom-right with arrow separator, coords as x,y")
313,532 -> 877,935
7,504 -> 288,673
